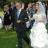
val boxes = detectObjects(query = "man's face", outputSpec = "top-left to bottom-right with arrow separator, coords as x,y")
16,3 -> 21,10
28,3 -> 32,8
4,5 -> 9,12
33,5 -> 36,10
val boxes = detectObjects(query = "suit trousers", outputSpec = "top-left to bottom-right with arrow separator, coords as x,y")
16,29 -> 30,48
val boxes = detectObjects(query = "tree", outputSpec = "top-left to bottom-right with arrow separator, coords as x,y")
0,0 -> 3,7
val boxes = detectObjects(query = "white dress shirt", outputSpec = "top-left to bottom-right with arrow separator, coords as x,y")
17,9 -> 22,19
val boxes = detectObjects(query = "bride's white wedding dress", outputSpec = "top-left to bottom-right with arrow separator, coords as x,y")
30,2 -> 48,48
30,14 -> 48,48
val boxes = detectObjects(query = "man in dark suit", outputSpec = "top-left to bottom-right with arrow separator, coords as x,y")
13,2 -> 30,48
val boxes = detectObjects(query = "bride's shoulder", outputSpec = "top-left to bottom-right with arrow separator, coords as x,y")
33,13 -> 45,16
33,14 -> 45,18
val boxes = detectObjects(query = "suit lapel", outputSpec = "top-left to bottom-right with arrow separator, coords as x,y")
15,9 -> 23,20
15,9 -> 17,20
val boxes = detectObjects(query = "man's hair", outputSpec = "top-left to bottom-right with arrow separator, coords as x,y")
3,3 -> 11,8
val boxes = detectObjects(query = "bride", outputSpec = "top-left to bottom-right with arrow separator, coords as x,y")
30,2 -> 48,48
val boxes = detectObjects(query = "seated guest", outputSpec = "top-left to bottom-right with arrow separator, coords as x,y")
4,4 -> 12,31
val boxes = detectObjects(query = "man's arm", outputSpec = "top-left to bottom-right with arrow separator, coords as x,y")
23,10 -> 29,22
16,10 -> 29,23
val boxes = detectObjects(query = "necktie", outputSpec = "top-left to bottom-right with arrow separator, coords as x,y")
17,10 -> 19,19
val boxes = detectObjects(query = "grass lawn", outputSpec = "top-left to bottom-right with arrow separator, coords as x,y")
0,29 -> 17,48
0,9 -> 17,48
0,28 -> 30,48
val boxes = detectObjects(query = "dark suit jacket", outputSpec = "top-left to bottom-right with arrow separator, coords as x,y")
12,9 -> 29,31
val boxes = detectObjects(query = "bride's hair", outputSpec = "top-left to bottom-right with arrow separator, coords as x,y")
36,2 -> 46,15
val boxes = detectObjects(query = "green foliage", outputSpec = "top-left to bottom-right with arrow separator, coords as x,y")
15,0 -> 32,3
46,22 -> 48,29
